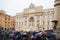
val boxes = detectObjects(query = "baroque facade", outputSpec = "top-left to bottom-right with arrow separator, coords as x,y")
16,3 -> 55,31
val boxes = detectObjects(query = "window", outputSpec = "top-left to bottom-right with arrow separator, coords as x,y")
8,22 -> 10,23
37,20 -> 39,22
8,16 -> 10,20
53,13 -> 54,16
43,21 -> 45,25
17,17 -> 18,19
25,21 -> 27,26
47,21 -> 49,25
22,22 -> 23,25
5,17 -> 7,20
0,13 -> 3,16
5,21 -> 6,23
19,22 -> 20,26
25,21 -> 27,23
37,24 -> 39,28
17,22 -> 18,26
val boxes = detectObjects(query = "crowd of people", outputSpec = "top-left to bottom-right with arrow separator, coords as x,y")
13,32 -> 47,40
10,31 -> 47,40
0,28 -> 56,40
0,30 -> 47,40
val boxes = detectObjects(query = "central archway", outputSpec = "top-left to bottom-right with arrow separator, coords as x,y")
28,17 -> 35,31
29,17 -> 34,22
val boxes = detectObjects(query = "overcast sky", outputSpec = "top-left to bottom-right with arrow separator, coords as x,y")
0,0 -> 54,16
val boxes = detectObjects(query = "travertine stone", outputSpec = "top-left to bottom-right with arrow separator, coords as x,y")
16,3 -> 54,31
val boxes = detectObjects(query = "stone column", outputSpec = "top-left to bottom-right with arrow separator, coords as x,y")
54,0 -> 60,29
54,0 -> 60,39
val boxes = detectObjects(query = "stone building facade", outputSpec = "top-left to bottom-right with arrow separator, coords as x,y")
16,3 -> 55,31
10,16 -> 16,28
0,10 -> 11,29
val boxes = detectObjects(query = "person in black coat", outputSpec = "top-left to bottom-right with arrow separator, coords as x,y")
17,32 -> 21,40
35,33 -> 43,40
22,33 -> 28,40
0,30 -> 2,40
